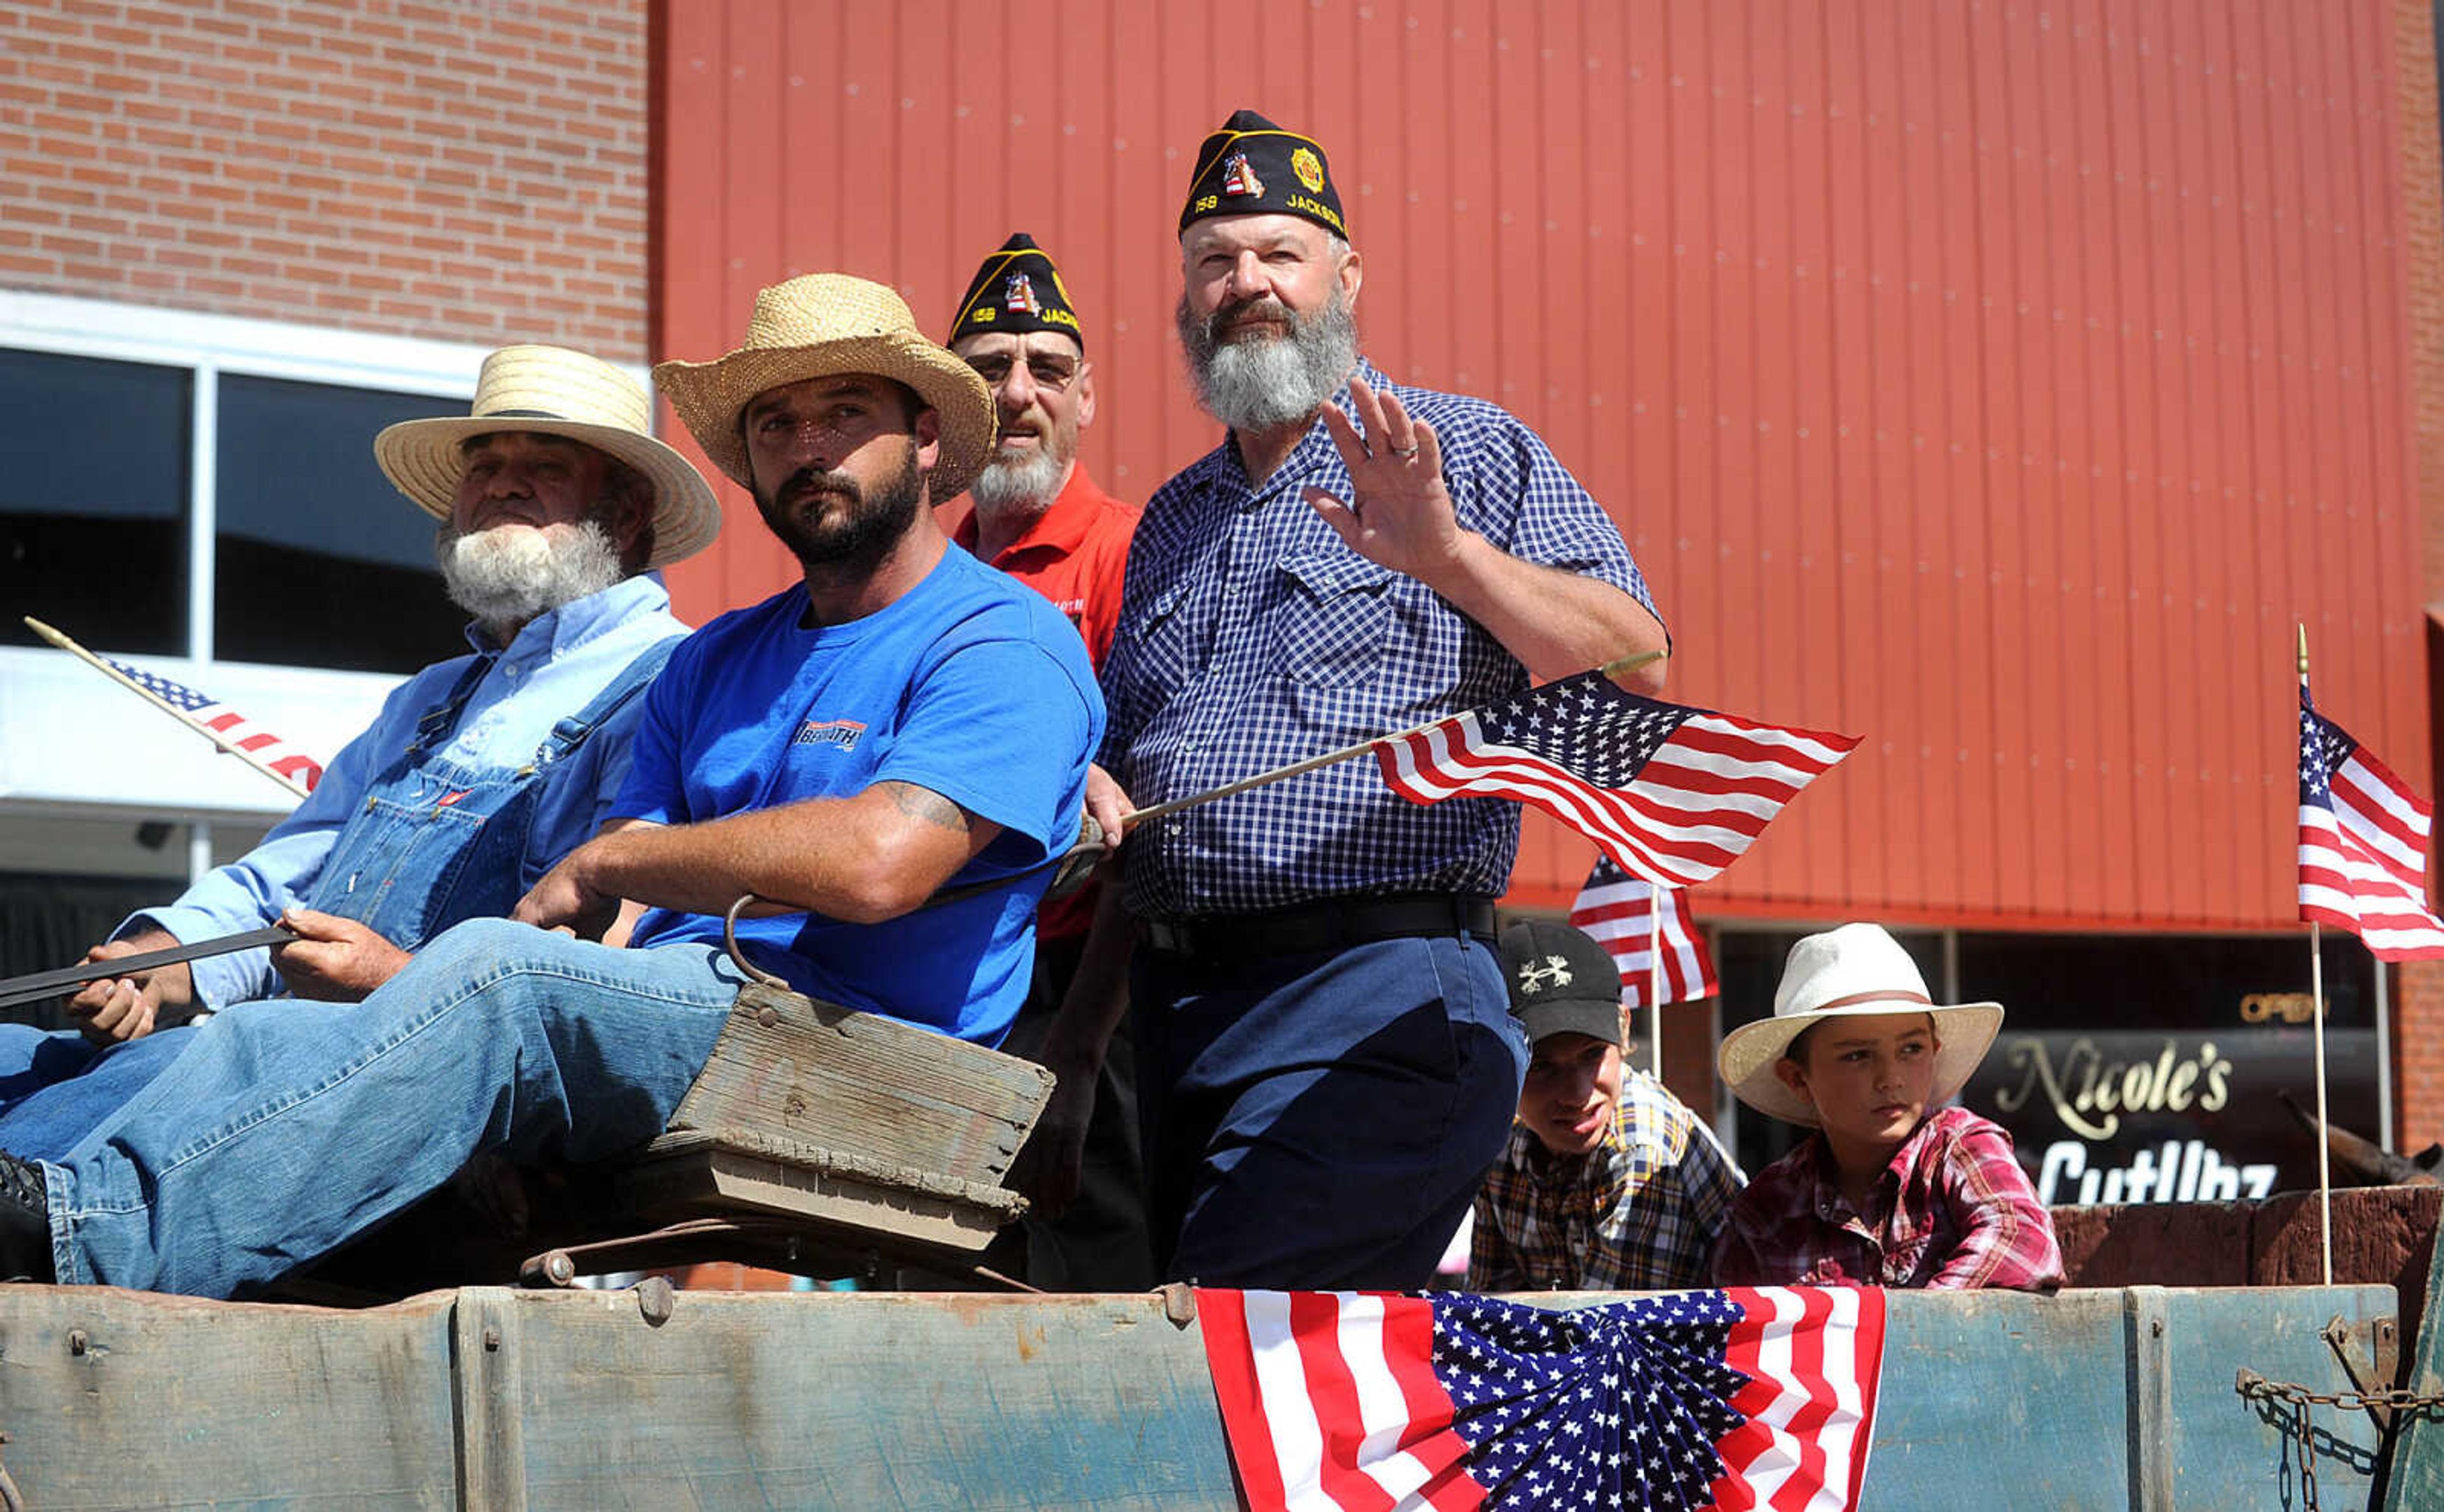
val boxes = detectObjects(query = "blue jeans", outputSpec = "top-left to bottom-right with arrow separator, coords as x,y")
1134,932 -> 1528,1291
18,919 -> 744,1298
0,641 -> 678,1162
0,1026 -> 195,1159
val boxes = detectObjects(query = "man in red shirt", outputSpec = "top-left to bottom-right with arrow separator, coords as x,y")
943,234 -> 1149,1290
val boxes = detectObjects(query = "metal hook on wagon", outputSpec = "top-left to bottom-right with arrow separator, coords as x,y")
721,895 -> 790,990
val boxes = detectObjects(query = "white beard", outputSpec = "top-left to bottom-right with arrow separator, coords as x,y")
969,445 -> 1069,515
437,518 -> 625,633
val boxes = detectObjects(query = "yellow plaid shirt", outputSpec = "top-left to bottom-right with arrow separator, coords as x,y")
1466,1068 -> 1745,1292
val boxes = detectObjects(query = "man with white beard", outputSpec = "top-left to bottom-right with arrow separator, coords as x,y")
0,346 -> 715,1146
941,234 -> 1151,1290
1032,110 -> 1671,1290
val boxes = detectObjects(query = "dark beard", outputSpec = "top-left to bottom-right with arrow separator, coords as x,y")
754,440 -> 925,571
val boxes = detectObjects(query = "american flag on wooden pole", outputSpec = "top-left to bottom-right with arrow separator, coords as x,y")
1571,857 -> 1718,1010
102,657 -> 328,797
24,615 -> 325,800
2296,678 -> 2444,958
1374,668 -> 1860,889
1200,1285 -> 1884,1512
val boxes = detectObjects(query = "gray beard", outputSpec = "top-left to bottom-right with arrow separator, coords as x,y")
1176,288 -> 1361,433
969,446 -> 1069,515
435,517 -> 625,634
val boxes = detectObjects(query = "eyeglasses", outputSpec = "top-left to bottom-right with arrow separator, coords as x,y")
964,354 -> 1083,394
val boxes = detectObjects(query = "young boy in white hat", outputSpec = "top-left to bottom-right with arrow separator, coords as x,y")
1468,919 -> 1744,1292
1711,923 -> 2061,1290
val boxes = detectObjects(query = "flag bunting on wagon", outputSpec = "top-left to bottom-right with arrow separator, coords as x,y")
1199,1285 -> 1884,1512
2298,681 -> 2444,959
1571,857 -> 1718,1009
1374,668 -> 1859,888
105,658 -> 327,793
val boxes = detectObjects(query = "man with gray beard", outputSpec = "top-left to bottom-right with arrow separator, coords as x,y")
10,347 -> 715,1134
941,234 -> 1151,1291
1032,111 -> 1671,1291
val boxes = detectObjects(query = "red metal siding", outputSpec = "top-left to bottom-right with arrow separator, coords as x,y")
651,0 -> 2437,932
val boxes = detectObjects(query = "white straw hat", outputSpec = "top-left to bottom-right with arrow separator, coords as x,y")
651,273 -> 995,503
1717,923 -> 2004,1126
373,344 -> 721,570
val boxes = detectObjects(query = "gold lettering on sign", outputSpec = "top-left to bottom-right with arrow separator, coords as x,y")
2239,992 -> 2315,1025
1991,1036 -> 2235,1141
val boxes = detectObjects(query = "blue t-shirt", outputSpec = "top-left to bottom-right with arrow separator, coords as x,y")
615,547 -> 1102,1046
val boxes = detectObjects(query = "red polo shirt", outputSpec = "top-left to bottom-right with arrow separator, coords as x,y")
943,463 -> 1140,942
946,463 -> 1139,671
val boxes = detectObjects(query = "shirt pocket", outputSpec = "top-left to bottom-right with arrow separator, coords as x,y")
1125,578 -> 1209,691
1272,552 -> 1394,687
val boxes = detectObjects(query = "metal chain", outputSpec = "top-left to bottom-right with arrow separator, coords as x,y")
2237,1369 -> 2444,1512
2236,1368 -> 2444,1417
2286,1398 -> 2320,1512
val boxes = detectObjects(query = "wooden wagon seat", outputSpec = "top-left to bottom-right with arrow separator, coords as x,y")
607,970 -> 1056,1266
524,821 -> 1110,1286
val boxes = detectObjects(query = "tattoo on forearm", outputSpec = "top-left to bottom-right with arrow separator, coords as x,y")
878,782 -> 973,834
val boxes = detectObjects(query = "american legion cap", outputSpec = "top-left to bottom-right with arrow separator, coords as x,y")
1177,108 -> 1347,241
946,233 -> 1086,350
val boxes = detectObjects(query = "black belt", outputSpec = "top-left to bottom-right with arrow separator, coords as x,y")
1136,892 -> 1498,962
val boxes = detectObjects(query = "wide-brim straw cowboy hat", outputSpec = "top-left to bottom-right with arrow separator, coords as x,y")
651,273 -> 995,503
373,344 -> 721,571
1718,923 -> 2004,1127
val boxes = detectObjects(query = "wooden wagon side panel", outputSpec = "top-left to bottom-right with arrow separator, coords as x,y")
0,1287 -> 461,1508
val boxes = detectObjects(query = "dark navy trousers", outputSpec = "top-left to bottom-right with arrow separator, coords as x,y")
1134,932 -> 1527,1291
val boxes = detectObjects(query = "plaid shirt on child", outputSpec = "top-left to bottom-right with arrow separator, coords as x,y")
1711,1105 -> 2064,1291
1467,1068 -> 1745,1292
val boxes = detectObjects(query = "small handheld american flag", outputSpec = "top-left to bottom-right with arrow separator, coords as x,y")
104,657 -> 326,796
1375,668 -> 1859,888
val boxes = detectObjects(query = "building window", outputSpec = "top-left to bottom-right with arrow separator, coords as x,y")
0,347 -> 193,656
0,291 -> 507,675
213,372 -> 465,671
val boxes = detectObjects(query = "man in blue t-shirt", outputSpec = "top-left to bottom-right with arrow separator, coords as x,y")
0,274 -> 1103,1298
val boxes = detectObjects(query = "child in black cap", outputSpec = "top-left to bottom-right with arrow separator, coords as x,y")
1467,919 -> 1745,1292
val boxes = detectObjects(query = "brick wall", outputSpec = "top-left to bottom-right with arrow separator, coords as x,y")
0,0 -> 649,360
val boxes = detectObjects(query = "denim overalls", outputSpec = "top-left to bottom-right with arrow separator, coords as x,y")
0,637 -> 678,1155
303,636 -> 677,951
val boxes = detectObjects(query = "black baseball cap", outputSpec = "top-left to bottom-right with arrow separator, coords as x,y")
1497,920 -> 1626,1048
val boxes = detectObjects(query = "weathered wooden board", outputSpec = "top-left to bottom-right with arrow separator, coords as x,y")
669,983 -> 1054,1186
0,1285 -> 461,1508
620,1131 -> 1016,1252
2382,1219 -> 2444,1512
478,1287 -> 1239,1511
1881,1286 -> 2391,1511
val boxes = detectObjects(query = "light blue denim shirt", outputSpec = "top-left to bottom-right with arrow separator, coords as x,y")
130,573 -> 688,1007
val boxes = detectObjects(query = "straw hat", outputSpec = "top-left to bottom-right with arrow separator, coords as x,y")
372,344 -> 720,571
1717,923 -> 2004,1126
652,274 -> 995,503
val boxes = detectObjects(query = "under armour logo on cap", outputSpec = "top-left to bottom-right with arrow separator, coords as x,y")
1515,955 -> 1574,995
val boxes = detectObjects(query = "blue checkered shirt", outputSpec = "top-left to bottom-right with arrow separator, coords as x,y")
1102,360 -> 1657,918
